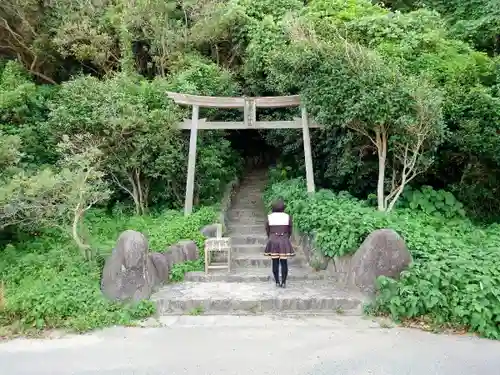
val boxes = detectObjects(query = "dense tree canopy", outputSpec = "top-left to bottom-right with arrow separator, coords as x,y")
1,0 -> 499,228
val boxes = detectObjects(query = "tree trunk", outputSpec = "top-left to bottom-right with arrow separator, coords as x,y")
72,206 -> 90,260
0,280 -> 5,311
128,173 -> 141,215
376,129 -> 387,211
387,182 -> 405,212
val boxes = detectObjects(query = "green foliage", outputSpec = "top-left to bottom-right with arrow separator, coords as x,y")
166,53 -> 244,203
2,0 -> 500,338
267,36 -> 445,211
399,186 -> 466,219
385,0 -> 500,54
236,0 -> 303,21
0,61 -> 57,166
265,178 -> 500,339
243,16 -> 289,94
44,68 -> 242,211
170,259 -> 204,282
268,163 -> 293,185
2,0 -> 499,221
304,0 -> 387,37
0,132 -> 112,256
292,1 -> 500,219
265,178 -> 381,257
168,53 -> 241,97
45,72 -> 184,214
0,206 -> 216,333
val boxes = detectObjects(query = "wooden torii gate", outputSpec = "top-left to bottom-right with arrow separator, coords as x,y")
166,92 -> 321,216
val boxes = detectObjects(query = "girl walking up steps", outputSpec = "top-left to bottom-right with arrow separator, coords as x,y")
264,199 -> 295,288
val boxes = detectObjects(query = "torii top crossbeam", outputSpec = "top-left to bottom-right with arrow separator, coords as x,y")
166,92 -> 321,130
166,92 -> 302,107
166,92 -> 319,216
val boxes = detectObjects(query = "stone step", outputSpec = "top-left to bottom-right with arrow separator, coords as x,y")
227,224 -> 265,235
232,194 -> 263,198
232,254 -> 307,268
228,207 -> 264,212
229,217 -> 267,225
230,206 -> 266,212
184,268 -> 333,282
235,189 -> 264,194
208,245 -> 262,263
227,210 -> 267,222
227,213 -> 266,222
238,180 -> 265,184
231,195 -> 264,201
152,281 -> 365,315
230,200 -> 265,206
238,181 -> 265,185
231,244 -> 265,254
230,206 -> 265,211
230,235 -> 267,245
238,180 -> 264,184
236,192 -> 264,196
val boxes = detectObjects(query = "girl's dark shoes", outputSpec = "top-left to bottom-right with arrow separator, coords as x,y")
280,282 -> 286,288
276,282 -> 280,287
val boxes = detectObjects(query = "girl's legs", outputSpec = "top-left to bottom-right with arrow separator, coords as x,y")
280,259 -> 288,287
272,258 -> 280,286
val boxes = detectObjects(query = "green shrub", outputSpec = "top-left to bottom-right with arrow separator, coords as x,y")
399,186 -> 466,219
0,206 -> 216,333
265,178 -> 500,339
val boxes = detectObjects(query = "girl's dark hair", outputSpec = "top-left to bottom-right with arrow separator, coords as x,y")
271,199 -> 285,213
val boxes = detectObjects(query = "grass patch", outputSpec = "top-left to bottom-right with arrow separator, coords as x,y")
0,206 -> 216,335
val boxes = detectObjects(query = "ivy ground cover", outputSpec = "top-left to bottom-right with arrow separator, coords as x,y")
264,178 -> 500,339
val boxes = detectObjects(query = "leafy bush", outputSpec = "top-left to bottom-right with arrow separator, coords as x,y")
0,206 -> 216,333
265,177 -> 500,339
0,61 -> 57,167
44,63 -> 242,211
399,186 -> 466,219
45,73 -> 185,214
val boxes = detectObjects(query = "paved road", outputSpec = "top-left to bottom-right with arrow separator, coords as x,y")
1,315 -> 499,375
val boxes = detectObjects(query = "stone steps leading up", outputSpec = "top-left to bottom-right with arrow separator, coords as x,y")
184,267 -> 333,283
153,281 -> 366,315
150,170 -> 367,318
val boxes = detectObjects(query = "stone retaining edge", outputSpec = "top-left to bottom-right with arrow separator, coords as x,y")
217,177 -> 240,235
291,228 -> 354,288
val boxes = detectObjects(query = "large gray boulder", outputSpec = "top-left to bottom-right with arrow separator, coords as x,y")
309,249 -> 330,271
177,240 -> 199,261
164,244 -> 186,265
349,229 -> 412,295
101,230 -> 158,302
200,224 -> 221,238
149,252 -> 170,283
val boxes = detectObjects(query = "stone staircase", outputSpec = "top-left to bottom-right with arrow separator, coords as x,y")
152,170 -> 366,315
